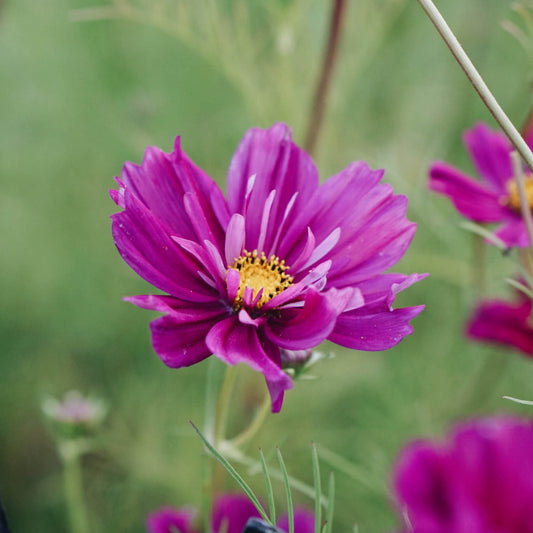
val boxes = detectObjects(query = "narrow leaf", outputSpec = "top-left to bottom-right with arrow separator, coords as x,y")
276,448 -> 294,533
190,421 -> 271,523
259,448 -> 276,525
311,442 -> 322,533
323,472 -> 335,533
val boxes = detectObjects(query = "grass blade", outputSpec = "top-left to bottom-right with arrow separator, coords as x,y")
190,421 -> 271,524
311,442 -> 322,533
259,448 -> 276,525
276,447 -> 294,533
322,472 -> 335,533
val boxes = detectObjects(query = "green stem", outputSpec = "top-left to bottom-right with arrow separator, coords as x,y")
417,0 -> 533,171
229,393 -> 271,449
471,233 -> 486,297
458,352 -> 510,414
61,445 -> 90,533
214,365 -> 238,446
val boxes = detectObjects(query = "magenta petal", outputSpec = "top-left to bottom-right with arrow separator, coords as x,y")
225,214 -> 245,265
467,298 -> 533,356
227,123 -> 319,253
205,317 -> 293,412
264,288 -> 351,350
393,442 -> 454,533
493,218 -> 529,248
118,137 -> 226,246
146,506 -> 197,533
277,509 -> 316,533
463,123 -> 513,191
112,190 -> 218,302
211,494 -> 261,533
149,303 -> 227,367
393,417 -> 533,533
429,162 -> 506,222
330,304 -> 425,351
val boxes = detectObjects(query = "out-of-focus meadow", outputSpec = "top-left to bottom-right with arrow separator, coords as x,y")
2,0 -> 533,531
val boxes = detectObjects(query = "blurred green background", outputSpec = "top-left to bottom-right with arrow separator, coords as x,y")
2,0 -> 533,531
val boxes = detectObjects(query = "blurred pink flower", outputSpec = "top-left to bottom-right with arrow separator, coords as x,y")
467,295 -> 533,356
111,123 -> 424,411
146,493 -> 314,533
393,417 -> 533,533
429,122 -> 533,247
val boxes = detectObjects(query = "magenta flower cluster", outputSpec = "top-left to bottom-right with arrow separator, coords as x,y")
429,121 -> 533,357
111,123 -> 424,411
146,493 -> 314,533
393,417 -> 533,533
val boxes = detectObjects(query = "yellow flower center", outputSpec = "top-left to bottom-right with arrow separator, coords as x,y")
505,176 -> 533,212
231,250 -> 293,309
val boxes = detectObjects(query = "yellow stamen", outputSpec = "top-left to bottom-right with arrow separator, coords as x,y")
504,176 -> 533,212
230,250 -> 293,309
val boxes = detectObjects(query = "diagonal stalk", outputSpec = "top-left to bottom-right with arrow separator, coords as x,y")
417,0 -> 533,172
304,0 -> 347,155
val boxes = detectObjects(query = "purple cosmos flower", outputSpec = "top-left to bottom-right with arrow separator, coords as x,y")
466,295 -> 533,357
429,122 -> 533,247
393,417 -> 533,533
146,493 -> 314,533
111,123 -> 424,411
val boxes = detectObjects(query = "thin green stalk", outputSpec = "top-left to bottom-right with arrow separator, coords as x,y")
417,0 -> 533,171
215,365 -> 238,446
471,234 -> 486,297
457,351 -> 510,414
61,446 -> 90,533
229,393 -> 271,449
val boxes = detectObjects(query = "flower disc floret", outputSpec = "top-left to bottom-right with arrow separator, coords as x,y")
503,176 -> 533,212
230,250 -> 293,310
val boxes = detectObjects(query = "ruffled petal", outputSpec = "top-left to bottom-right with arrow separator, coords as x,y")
429,162 -> 507,222
144,297 -> 229,368
205,317 -> 293,412
356,273 -> 428,307
329,276 -> 425,351
283,162 -> 417,286
226,123 -> 319,254
330,305 -> 424,351
264,288 -> 354,350
111,189 -> 219,302
463,123 -> 513,191
116,136 -> 227,247
466,299 -> 533,356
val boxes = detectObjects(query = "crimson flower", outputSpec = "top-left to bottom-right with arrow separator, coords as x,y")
146,493 -> 314,533
111,124 -> 424,411
393,417 -> 533,533
429,122 -> 533,247
467,294 -> 533,357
